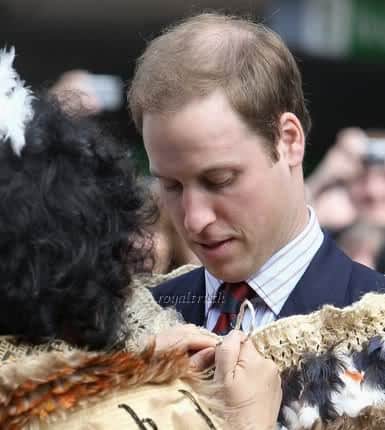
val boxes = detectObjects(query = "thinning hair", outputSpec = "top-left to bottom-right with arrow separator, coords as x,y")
129,13 -> 311,160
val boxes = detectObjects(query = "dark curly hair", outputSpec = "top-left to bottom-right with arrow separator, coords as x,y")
0,94 -> 154,349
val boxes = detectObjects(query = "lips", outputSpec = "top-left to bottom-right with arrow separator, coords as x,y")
194,238 -> 235,259
200,239 -> 229,249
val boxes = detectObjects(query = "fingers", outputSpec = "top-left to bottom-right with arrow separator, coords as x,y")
190,347 -> 216,371
214,330 -> 246,384
171,333 -> 217,352
240,343 -> 282,396
236,336 -> 259,371
155,324 -> 217,354
336,127 -> 366,156
237,337 -> 273,372
211,330 -> 283,430
214,330 -> 281,389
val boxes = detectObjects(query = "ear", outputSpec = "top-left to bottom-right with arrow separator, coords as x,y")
277,112 -> 305,167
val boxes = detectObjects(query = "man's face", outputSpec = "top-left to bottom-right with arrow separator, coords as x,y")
350,165 -> 385,226
143,91 -> 298,281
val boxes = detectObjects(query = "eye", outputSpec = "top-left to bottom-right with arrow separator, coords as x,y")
204,173 -> 235,189
160,178 -> 182,193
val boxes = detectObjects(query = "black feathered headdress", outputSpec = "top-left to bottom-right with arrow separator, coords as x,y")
0,47 -> 154,349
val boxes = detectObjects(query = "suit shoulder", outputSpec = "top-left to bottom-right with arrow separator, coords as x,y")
151,267 -> 204,299
350,261 -> 385,294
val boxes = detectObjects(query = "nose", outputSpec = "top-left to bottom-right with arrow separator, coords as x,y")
182,188 -> 216,235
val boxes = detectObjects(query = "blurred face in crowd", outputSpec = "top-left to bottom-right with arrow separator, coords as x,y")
143,90 -> 307,282
349,164 -> 385,226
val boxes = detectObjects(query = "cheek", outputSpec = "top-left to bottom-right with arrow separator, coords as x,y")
161,194 -> 185,225
216,190 -> 262,227
233,186 -> 283,235
232,179 -> 274,211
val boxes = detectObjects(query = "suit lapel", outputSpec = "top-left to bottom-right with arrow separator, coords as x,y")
174,268 -> 206,326
279,234 -> 353,318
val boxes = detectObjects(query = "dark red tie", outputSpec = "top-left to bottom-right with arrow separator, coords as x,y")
212,282 -> 255,335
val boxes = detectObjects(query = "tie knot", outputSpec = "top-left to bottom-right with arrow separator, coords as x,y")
216,282 -> 255,314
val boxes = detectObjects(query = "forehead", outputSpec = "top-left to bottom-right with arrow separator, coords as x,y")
142,91 -> 262,176
143,91 -> 244,139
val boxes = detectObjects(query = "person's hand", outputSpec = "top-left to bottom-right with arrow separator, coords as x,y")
50,70 -> 102,115
215,330 -> 282,430
312,185 -> 357,230
307,128 -> 367,199
154,324 -> 217,370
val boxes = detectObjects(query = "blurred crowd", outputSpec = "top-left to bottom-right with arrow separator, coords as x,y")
307,128 -> 385,271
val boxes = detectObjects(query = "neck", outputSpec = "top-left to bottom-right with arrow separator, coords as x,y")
274,183 -> 310,256
287,203 -> 310,243
284,173 -> 310,243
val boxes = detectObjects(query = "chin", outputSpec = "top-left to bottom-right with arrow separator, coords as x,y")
207,263 -> 249,283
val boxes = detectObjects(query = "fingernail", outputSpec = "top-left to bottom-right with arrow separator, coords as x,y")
240,333 -> 250,344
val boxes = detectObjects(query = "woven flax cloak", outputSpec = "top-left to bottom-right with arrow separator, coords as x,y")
1,265 -> 385,429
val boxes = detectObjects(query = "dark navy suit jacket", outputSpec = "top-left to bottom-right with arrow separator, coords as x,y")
151,234 -> 385,326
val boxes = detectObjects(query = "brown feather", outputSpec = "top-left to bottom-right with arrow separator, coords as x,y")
0,341 -> 200,429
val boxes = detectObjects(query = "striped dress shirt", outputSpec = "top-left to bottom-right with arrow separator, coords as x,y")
205,206 -> 324,332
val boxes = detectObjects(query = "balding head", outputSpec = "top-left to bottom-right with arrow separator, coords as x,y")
129,13 -> 311,160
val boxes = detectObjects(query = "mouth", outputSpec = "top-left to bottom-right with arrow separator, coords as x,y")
200,239 -> 229,248
194,238 -> 235,258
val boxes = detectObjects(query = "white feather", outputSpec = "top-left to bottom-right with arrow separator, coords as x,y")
331,371 -> 369,417
330,355 -> 385,418
298,404 -> 320,428
282,404 -> 302,430
0,46 -> 34,155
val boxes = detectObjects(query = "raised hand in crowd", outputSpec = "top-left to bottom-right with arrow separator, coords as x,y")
306,128 -> 367,231
306,127 -> 367,198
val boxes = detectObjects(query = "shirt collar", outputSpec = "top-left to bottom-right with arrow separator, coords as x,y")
205,206 -> 324,316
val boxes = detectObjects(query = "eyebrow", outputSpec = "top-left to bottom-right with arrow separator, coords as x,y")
201,166 -> 236,175
150,165 -> 238,180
